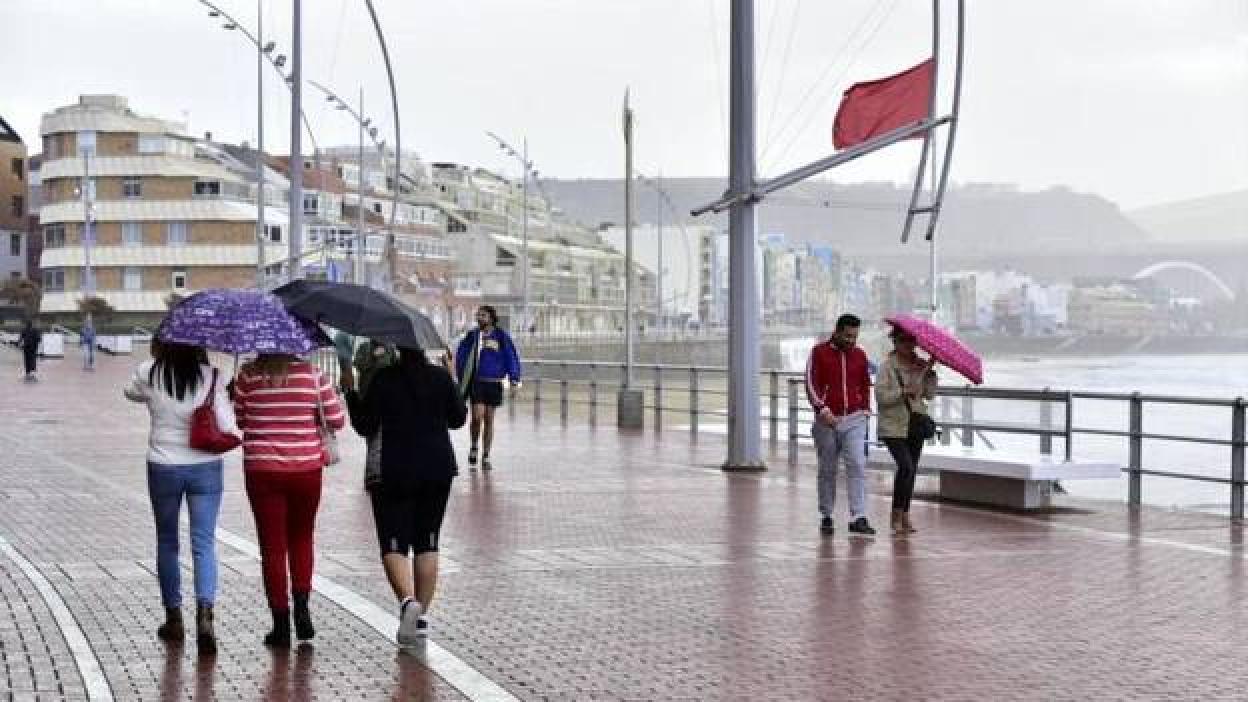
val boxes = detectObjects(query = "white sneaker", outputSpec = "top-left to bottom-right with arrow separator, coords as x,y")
415,615 -> 429,638
397,599 -> 424,646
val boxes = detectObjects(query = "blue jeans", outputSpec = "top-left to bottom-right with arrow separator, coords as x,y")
147,460 -> 224,608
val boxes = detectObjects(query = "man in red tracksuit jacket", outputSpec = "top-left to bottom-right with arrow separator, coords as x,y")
806,314 -> 876,536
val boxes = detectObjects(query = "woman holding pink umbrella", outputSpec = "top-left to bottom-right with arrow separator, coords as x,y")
877,314 -> 984,535
875,325 -> 938,535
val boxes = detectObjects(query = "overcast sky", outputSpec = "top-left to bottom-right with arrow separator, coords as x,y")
3,0 -> 1245,209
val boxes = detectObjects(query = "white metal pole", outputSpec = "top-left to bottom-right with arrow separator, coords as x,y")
522,138 -> 530,332
81,150 -> 94,300
287,0 -> 303,280
623,97 -> 635,388
356,86 -> 365,285
725,0 -> 763,470
363,0 -> 400,292
928,131 -> 939,318
657,173 -> 663,332
255,0 -> 266,287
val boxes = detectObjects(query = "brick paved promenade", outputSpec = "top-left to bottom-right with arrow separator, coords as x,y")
2,348 -> 1247,701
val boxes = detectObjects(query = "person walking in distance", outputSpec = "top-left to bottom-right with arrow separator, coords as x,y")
455,306 -> 521,471
123,340 -> 238,654
876,326 -> 938,536
806,314 -> 876,537
344,345 -> 467,646
232,354 -> 345,648
18,318 -> 41,382
81,316 -> 97,371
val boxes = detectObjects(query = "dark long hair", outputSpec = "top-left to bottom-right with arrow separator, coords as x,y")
149,342 -> 207,401
398,345 -> 429,372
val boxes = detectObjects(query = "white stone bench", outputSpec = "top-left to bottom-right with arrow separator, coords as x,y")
867,444 -> 1122,510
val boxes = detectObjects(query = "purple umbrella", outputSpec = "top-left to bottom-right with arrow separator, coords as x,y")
159,288 -> 329,355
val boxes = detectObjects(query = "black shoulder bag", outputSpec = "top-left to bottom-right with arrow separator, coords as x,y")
894,365 -> 937,441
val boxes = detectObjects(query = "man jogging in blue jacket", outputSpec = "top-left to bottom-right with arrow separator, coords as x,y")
455,306 -> 522,471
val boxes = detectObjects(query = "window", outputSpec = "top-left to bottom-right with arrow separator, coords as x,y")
78,130 -> 96,157
166,222 -> 188,246
303,194 -> 319,216
266,225 -> 281,243
9,233 -> 21,257
42,268 -> 65,292
171,269 -> 187,290
122,177 -> 141,198
43,225 -> 65,249
193,180 -> 221,197
121,222 -> 142,247
123,266 -> 142,291
11,158 -> 22,180
138,134 -> 165,154
10,195 -> 22,218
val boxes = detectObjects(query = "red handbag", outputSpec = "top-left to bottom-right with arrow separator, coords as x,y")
189,368 -> 242,454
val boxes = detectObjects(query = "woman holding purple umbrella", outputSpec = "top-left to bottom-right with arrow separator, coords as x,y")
232,354 -> 345,647
159,287 -> 340,649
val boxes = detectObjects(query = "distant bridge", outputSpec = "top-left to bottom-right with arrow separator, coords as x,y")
1132,261 -> 1236,301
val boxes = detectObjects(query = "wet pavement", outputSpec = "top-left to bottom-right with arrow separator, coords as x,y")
1,348 -> 1247,700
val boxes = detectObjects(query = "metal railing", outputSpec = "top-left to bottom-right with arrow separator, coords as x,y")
515,359 -> 1248,521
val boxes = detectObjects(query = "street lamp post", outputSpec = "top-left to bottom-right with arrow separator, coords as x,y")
313,80 -> 386,287
199,0 -> 323,285
484,131 -> 540,333
288,0 -> 304,280
617,90 -> 644,428
255,0 -> 266,287
362,0 -> 401,293
656,172 -> 663,331
81,149 -> 95,332
521,138 -> 529,332
357,87 -> 364,285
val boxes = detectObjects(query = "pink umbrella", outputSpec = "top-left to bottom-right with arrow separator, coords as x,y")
884,314 -> 983,385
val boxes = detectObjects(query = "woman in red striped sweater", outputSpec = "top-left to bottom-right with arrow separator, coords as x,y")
232,353 -> 345,647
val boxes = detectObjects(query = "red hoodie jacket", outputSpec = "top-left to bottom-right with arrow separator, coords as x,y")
805,341 -> 872,416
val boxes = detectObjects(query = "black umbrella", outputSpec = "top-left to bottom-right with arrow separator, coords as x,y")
272,280 -> 447,351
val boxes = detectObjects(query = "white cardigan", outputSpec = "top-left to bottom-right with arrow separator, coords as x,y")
124,361 -> 240,466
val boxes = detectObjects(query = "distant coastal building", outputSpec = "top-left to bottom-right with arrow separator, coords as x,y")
0,115 -> 27,283
37,95 -> 280,324
426,162 -> 653,334
1068,283 -> 1165,336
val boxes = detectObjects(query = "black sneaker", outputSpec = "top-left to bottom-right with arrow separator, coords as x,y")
819,516 -> 834,535
468,446 -> 478,466
848,517 -> 876,536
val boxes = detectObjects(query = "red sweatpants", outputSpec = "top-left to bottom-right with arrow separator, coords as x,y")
244,469 -> 324,610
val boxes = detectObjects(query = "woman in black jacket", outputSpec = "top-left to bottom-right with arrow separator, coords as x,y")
344,345 -> 467,646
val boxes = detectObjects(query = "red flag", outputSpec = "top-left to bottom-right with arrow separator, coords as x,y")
832,59 -> 934,150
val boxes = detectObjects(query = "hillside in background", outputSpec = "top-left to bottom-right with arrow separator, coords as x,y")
1128,189 -> 1248,244
541,178 -> 1150,259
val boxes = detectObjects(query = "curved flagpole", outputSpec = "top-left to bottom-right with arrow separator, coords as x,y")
925,0 -> 965,242
900,1 -> 939,245
900,0 -> 942,245
364,0 -> 401,292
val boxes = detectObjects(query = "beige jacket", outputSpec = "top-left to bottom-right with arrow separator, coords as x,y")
874,353 -> 938,439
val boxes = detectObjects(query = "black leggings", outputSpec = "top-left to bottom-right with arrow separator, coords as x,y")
22,349 -> 37,374
884,437 -> 925,512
